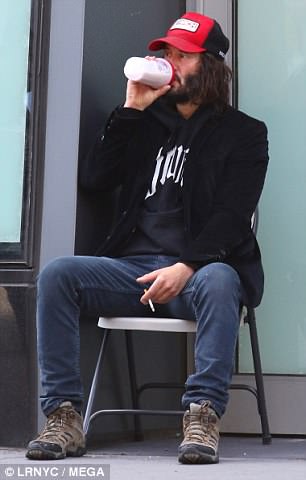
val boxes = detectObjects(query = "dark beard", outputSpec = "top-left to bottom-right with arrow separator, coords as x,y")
164,70 -> 202,106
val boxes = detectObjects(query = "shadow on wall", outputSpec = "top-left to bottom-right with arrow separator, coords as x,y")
0,286 -> 37,446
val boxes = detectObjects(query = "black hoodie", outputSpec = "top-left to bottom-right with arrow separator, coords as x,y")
80,99 -> 269,307
120,101 -> 216,256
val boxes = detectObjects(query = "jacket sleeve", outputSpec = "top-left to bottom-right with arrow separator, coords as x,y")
179,117 -> 269,265
79,106 -> 144,192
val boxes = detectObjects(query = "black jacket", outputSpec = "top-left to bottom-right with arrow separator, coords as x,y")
80,102 -> 269,307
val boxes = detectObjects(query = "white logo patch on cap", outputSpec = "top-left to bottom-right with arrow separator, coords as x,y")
170,18 -> 199,33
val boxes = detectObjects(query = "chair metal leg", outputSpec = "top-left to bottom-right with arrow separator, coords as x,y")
125,330 -> 144,440
83,328 -> 110,435
247,309 -> 272,444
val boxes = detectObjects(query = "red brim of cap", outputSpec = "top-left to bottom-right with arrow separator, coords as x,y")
148,36 -> 206,53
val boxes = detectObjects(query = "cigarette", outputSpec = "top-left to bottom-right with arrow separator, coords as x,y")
144,288 -> 155,312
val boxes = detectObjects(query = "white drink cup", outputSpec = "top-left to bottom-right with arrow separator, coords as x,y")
124,57 -> 174,89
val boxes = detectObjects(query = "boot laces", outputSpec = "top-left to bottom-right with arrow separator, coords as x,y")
184,404 -> 219,449
38,407 -> 76,443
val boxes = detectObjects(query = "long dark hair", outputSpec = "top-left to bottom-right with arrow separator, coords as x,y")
163,52 -> 232,113
195,53 -> 232,111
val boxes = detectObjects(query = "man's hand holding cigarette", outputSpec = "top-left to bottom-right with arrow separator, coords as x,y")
137,262 -> 195,306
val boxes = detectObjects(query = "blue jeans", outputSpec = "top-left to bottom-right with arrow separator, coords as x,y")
37,255 -> 242,418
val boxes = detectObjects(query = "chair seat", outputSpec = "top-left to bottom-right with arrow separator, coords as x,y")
98,316 -> 196,333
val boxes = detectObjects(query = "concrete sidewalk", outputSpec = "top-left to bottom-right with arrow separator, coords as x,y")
1,436 -> 306,480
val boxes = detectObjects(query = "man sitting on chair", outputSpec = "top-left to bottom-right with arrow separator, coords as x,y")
26,12 -> 269,464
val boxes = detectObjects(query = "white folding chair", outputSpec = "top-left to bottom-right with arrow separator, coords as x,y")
83,310 -> 271,444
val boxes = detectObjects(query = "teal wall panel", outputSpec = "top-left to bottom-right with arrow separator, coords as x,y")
0,0 -> 31,241
238,0 -> 306,374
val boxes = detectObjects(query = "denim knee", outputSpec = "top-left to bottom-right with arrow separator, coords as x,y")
37,256 -> 78,294
193,262 -> 241,301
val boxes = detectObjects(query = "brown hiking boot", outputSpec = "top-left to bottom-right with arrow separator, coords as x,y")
26,402 -> 86,460
178,401 -> 220,464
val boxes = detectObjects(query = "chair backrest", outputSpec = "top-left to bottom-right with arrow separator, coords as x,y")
251,207 -> 258,235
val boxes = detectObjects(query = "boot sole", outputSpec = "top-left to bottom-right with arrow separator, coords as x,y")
178,445 -> 219,464
26,446 -> 87,461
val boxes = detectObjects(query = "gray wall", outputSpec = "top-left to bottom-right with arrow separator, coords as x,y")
76,0 -> 188,443
37,0 -> 86,432
39,0 -> 85,270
